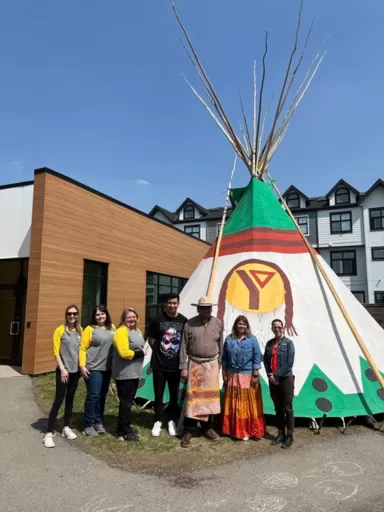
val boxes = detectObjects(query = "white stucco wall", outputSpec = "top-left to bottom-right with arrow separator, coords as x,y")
0,184 -> 33,259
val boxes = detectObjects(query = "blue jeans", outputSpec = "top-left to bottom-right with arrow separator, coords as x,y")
84,370 -> 111,428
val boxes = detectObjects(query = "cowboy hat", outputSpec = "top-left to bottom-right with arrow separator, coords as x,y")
191,296 -> 217,307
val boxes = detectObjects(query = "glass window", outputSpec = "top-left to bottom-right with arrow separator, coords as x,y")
372,247 -> 384,261
330,212 -> 352,234
352,291 -> 365,303
374,292 -> 384,304
294,216 -> 309,235
335,187 -> 350,204
146,271 -> 188,326
330,251 -> 357,276
183,204 -> 195,220
184,225 -> 201,239
81,260 -> 108,326
286,193 -> 300,209
369,208 -> 384,231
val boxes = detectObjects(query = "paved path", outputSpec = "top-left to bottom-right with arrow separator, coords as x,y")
1,375 -> 384,512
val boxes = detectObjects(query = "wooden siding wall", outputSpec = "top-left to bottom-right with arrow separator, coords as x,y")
22,173 -> 209,374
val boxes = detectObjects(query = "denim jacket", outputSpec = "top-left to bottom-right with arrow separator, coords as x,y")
222,335 -> 262,374
263,337 -> 295,379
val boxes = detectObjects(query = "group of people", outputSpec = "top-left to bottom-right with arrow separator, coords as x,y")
43,293 -> 295,451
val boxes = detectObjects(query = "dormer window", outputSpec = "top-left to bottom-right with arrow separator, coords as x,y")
286,193 -> 300,209
335,187 -> 350,205
183,204 -> 195,220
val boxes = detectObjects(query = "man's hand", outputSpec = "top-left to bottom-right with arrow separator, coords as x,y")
181,369 -> 188,381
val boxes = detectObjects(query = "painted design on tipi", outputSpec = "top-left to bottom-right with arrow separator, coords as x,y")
217,259 -> 297,337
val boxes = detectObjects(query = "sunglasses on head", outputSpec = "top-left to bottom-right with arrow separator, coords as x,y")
67,312 -> 78,317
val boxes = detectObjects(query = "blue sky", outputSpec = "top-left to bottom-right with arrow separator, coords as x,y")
0,0 -> 383,213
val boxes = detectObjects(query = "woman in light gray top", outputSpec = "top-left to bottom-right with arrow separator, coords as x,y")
112,308 -> 146,441
80,304 -> 116,438
43,304 -> 82,449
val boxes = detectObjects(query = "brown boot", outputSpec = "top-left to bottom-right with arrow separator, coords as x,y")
180,432 -> 193,448
203,429 -> 219,442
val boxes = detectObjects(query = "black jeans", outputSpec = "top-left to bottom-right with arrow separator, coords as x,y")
153,369 -> 181,423
269,376 -> 295,436
115,378 -> 139,435
183,416 -> 213,434
47,369 -> 79,433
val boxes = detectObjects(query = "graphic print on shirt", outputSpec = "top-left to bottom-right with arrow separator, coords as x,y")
160,327 -> 181,359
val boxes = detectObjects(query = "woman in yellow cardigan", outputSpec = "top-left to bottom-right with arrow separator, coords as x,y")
79,305 -> 115,438
112,308 -> 146,441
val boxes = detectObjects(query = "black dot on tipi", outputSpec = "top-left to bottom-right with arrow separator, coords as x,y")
312,378 -> 328,392
377,389 -> 384,401
315,398 -> 333,413
138,378 -> 146,389
365,368 -> 377,382
146,367 -> 153,375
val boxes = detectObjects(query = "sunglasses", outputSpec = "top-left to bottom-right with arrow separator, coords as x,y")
67,312 -> 79,317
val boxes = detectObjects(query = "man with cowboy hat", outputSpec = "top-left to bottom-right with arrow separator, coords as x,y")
179,296 -> 224,448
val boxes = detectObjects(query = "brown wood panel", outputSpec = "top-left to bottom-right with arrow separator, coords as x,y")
23,171 -> 209,374
22,173 -> 47,373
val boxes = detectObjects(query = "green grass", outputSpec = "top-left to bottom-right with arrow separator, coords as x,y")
33,372 -> 353,476
34,372 -> 181,454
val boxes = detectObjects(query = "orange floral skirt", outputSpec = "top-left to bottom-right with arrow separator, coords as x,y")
222,372 -> 265,440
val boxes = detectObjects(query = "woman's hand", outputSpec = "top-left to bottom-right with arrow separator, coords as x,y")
251,374 -> 259,388
222,371 -> 228,386
143,348 -> 147,356
80,365 -> 90,380
61,368 -> 69,383
181,369 -> 188,381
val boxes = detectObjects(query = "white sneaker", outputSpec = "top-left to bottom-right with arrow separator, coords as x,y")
168,420 -> 176,436
62,427 -> 77,440
43,433 -> 55,448
152,421 -> 162,437
242,436 -> 250,441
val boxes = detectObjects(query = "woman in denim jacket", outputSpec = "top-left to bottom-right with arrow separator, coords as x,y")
221,315 -> 265,441
263,319 -> 295,449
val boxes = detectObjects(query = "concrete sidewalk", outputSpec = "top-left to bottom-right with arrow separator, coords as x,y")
1,375 -> 384,512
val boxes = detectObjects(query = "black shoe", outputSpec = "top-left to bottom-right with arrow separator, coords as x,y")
124,431 -> 139,442
282,435 -> 293,449
271,433 -> 285,445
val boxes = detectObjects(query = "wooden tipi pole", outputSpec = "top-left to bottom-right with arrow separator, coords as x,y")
268,172 -> 384,390
206,156 -> 237,300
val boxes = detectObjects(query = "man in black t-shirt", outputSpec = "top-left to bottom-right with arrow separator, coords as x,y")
147,293 -> 187,437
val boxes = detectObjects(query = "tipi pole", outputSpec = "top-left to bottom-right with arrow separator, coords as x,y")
268,172 -> 384,390
206,156 -> 237,300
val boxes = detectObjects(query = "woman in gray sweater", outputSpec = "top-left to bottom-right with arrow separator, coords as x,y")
112,308 -> 146,441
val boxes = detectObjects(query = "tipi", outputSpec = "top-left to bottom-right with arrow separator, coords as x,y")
136,1 -> 384,421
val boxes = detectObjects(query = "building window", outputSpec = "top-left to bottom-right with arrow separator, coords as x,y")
286,193 -> 300,209
372,247 -> 384,261
294,216 -> 309,235
146,271 -> 188,323
81,260 -> 108,326
330,211 -> 352,234
184,225 -> 201,239
183,204 -> 195,220
369,208 -> 384,231
352,291 -> 365,304
330,251 -> 357,276
374,291 -> 384,304
335,187 -> 350,204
